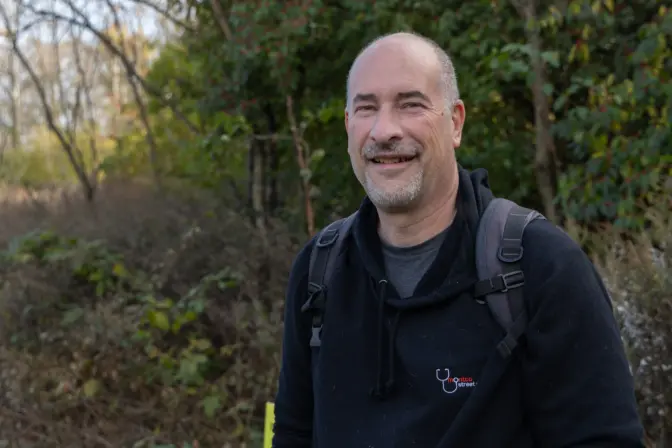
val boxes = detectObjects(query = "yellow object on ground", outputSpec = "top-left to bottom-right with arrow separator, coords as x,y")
263,401 -> 275,448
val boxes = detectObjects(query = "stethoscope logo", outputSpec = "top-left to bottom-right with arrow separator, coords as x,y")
435,368 -> 459,394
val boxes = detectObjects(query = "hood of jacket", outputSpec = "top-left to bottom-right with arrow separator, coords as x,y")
349,165 -> 495,399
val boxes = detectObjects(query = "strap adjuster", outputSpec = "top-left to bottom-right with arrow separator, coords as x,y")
498,246 -> 523,263
309,325 -> 323,347
499,270 -> 525,292
316,228 -> 339,247
302,283 -> 326,312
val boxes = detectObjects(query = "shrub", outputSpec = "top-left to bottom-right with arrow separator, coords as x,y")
0,181 -> 299,447
593,203 -> 672,447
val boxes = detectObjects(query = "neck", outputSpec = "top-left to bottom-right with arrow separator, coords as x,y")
377,179 -> 459,248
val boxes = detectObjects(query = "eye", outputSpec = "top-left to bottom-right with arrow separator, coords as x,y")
355,105 -> 376,112
401,102 -> 424,109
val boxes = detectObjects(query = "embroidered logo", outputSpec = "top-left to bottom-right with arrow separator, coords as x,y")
435,368 -> 477,394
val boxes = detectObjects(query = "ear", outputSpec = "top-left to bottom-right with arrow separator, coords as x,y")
451,100 -> 466,148
344,108 -> 350,131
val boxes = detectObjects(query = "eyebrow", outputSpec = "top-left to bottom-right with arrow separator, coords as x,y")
397,90 -> 431,102
352,93 -> 377,104
352,90 -> 431,105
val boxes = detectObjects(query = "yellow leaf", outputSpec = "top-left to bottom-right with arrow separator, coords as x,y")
83,379 -> 101,397
581,25 -> 591,40
220,345 -> 235,356
148,310 -> 170,331
604,0 -> 614,13
192,338 -> 212,351
156,299 -> 174,309
112,263 -> 127,278
146,344 -> 160,359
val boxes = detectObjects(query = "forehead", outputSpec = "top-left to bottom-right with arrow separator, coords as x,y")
349,39 -> 441,100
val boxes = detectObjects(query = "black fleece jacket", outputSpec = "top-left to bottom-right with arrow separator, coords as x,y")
272,167 -> 644,448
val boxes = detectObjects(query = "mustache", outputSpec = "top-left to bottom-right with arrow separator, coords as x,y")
362,142 -> 421,159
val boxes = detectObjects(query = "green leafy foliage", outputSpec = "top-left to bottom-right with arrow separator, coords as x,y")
2,230 -> 131,299
0,192 -> 288,445
99,0 -> 664,232
136,269 -> 241,390
553,2 -> 672,229
4,0 -> 668,230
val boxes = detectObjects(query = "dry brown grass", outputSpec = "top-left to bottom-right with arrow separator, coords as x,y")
0,180 -> 301,447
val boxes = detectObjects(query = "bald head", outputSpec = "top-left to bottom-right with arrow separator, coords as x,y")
346,32 -> 460,113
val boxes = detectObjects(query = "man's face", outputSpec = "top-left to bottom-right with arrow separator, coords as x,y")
345,37 -> 464,212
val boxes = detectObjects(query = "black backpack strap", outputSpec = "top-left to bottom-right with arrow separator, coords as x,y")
473,198 -> 545,359
300,212 -> 357,348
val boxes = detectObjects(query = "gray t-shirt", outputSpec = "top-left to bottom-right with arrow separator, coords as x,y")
381,226 -> 449,298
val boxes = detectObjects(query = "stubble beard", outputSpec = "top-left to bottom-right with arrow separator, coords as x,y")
364,168 -> 424,211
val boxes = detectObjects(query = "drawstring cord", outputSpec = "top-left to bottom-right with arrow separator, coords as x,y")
386,311 -> 401,393
371,279 -> 387,399
370,279 -> 400,400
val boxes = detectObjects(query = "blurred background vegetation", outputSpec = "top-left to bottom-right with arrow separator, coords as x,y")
0,0 -> 669,446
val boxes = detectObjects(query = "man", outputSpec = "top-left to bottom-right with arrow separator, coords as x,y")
272,32 -> 644,447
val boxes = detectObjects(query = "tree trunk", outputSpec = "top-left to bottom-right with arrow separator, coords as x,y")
286,95 -> 315,236
264,103 -> 280,215
513,0 -> 559,223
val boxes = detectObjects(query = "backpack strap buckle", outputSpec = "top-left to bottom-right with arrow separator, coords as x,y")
302,282 -> 326,312
498,270 -> 525,293
316,227 -> 340,247
304,213 -> 358,349
302,283 -> 327,347
498,246 -> 524,263
309,326 -> 323,347
473,270 -> 525,298
474,198 -> 547,360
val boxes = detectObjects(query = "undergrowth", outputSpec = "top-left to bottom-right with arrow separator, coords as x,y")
0,181 -> 669,447
0,181 -> 298,447
592,204 -> 672,448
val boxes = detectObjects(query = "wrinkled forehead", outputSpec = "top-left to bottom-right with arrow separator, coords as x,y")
348,38 -> 441,103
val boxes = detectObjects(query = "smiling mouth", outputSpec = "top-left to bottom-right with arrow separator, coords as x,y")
371,156 -> 416,164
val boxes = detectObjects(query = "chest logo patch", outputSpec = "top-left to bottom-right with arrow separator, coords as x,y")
435,368 -> 477,394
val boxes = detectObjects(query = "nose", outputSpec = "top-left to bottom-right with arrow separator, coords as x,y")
369,107 -> 403,144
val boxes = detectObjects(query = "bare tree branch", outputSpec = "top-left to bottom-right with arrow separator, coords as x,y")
0,124 -> 8,165
71,26 -> 100,178
103,0 -> 161,186
286,94 -> 316,237
0,2 -> 95,200
209,0 -> 233,40
24,2 -> 200,135
17,18 -> 45,34
127,0 -> 196,33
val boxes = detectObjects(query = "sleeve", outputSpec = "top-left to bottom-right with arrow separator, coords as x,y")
521,226 -> 645,447
272,238 -> 316,448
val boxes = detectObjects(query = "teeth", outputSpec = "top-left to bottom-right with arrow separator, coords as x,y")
373,158 -> 408,164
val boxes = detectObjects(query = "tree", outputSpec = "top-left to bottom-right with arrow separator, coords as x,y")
511,0 -> 559,223
0,1 -> 98,198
